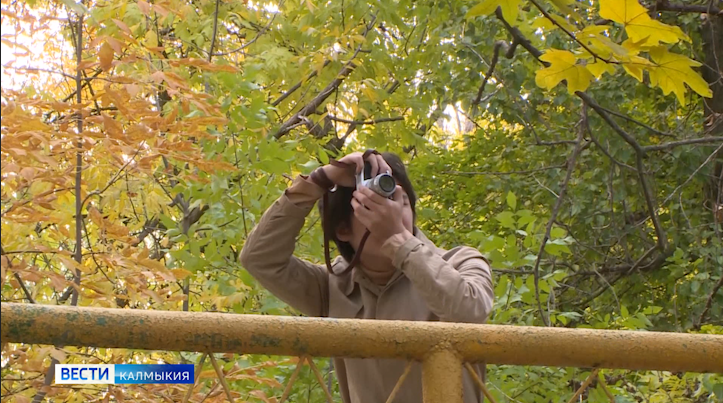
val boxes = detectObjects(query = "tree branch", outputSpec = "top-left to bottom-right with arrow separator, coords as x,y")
2,251 -> 36,304
327,115 -> 404,125
531,110 -> 587,326
593,104 -> 676,138
654,0 -> 722,15
695,274 -> 723,329
212,0 -> 284,57
642,137 -> 723,152
207,0 -> 221,62
495,8 -> 543,61
328,77 -> 403,151
271,60 -> 331,107
472,40 -> 507,107
71,11 -> 84,308
80,146 -> 142,210
586,132 -> 637,171
662,142 -> 723,206
272,14 -> 377,139
31,14 -> 85,403
442,164 -> 566,176
577,92 -> 669,252
576,92 -> 644,154
529,0 -> 617,64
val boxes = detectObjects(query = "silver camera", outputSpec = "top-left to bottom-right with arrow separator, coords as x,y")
357,170 -> 396,198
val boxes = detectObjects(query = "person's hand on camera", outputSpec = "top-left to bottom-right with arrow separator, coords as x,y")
321,152 -> 391,188
351,185 -> 409,242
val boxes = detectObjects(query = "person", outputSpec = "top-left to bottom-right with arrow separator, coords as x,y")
240,150 -> 494,403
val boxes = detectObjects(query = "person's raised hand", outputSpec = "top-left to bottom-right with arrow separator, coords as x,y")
321,151 -> 391,188
351,185 -> 407,242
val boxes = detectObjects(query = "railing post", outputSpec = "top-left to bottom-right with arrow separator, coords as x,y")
422,348 -> 463,403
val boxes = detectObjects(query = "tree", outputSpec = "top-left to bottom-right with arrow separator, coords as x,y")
1,0 -> 721,401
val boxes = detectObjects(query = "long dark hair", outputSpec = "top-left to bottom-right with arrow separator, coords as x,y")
318,152 -> 417,263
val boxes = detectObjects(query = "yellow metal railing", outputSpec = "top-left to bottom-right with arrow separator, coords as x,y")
2,303 -> 722,402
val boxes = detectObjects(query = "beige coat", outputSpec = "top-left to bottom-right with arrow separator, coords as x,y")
240,175 -> 495,403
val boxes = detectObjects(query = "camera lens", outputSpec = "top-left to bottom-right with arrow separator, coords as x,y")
378,175 -> 396,192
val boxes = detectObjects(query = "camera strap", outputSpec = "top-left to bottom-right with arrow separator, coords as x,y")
310,150 -> 379,275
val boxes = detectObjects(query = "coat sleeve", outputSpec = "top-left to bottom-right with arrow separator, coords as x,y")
239,175 -> 330,317
383,234 -> 494,323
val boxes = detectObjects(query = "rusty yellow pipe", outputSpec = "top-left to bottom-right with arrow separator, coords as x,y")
2,303 -> 722,373
423,348 -> 463,403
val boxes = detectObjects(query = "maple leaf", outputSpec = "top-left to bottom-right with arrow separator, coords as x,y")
647,46 -> 713,104
579,26 -> 629,60
535,49 -> 593,94
585,61 -> 616,79
621,54 -> 652,82
599,0 -> 689,46
467,0 -> 520,23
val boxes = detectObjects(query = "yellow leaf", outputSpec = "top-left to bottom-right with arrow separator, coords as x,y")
536,14 -> 576,33
98,42 -> 114,71
143,30 -> 158,48
467,0 -> 520,23
579,26 -> 629,59
647,46 -> 712,104
621,55 -> 652,82
170,268 -> 192,280
535,49 -> 593,94
586,61 -> 616,79
599,0 -> 689,46
621,37 -> 647,54
532,16 -> 555,31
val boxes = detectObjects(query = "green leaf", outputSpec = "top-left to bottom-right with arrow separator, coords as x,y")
550,227 -> 566,238
495,211 -> 516,229
506,191 -> 517,211
712,384 -> 723,398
